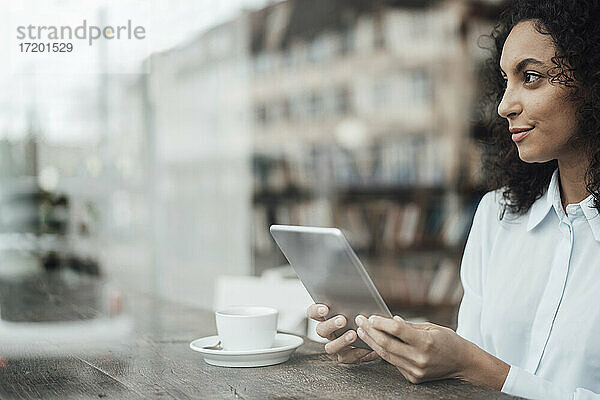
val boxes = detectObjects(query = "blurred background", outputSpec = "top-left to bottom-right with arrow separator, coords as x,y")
0,0 -> 505,345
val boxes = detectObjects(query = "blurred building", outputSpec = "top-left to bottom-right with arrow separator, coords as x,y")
136,17 -> 253,307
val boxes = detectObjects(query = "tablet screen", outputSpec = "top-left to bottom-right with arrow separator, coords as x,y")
270,225 -> 392,349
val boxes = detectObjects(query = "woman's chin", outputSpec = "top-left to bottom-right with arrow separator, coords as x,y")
516,146 -> 549,163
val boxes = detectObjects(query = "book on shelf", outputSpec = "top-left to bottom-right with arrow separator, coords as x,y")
371,262 -> 392,302
421,201 -> 445,244
396,202 -> 421,247
440,204 -> 475,247
440,211 -> 462,246
386,263 -> 411,305
404,265 -> 436,305
366,201 -> 388,250
427,258 -> 459,305
374,135 -> 445,186
382,204 -> 402,250
337,204 -> 371,250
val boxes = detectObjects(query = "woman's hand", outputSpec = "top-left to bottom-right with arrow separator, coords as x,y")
306,303 -> 379,364
355,315 -> 509,389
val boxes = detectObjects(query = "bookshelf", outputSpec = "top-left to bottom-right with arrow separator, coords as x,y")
335,188 -> 480,312
250,145 -> 484,324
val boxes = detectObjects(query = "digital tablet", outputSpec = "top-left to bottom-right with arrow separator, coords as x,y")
270,224 -> 392,350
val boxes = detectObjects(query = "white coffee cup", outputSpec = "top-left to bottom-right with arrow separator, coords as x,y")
215,306 -> 278,351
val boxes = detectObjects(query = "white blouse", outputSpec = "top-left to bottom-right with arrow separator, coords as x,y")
456,168 -> 600,399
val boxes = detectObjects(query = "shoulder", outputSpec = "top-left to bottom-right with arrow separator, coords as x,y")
475,188 -> 529,230
475,189 -> 505,222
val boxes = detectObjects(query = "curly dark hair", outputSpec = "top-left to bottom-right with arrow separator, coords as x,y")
479,0 -> 600,218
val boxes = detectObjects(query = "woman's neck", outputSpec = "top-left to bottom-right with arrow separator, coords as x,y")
557,157 -> 589,211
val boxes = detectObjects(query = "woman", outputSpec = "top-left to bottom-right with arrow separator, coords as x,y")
307,0 -> 600,398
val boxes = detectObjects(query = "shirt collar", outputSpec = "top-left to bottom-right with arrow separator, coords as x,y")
526,169 -> 556,232
580,193 -> 600,241
527,168 -> 600,241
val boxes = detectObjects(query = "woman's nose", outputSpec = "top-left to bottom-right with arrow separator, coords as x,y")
497,86 -> 522,119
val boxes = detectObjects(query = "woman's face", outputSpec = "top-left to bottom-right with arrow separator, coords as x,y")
498,20 -> 578,163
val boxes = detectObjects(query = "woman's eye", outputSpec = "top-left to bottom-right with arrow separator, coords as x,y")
524,72 -> 541,84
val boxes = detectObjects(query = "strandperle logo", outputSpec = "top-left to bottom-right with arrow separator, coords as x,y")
16,19 -> 146,46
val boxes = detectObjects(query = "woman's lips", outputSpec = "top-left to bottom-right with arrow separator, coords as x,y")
511,127 -> 533,142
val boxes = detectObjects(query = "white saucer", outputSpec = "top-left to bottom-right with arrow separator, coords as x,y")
189,333 -> 303,367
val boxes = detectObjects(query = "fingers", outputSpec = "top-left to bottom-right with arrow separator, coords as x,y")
358,350 -> 379,363
337,347 -> 372,364
406,320 -> 437,331
355,315 -> 412,356
356,325 -> 415,374
324,329 -> 357,355
315,314 -> 346,339
306,303 -> 329,322
366,315 -> 421,345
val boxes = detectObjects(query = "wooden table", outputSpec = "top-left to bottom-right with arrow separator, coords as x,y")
0,272 -> 520,399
